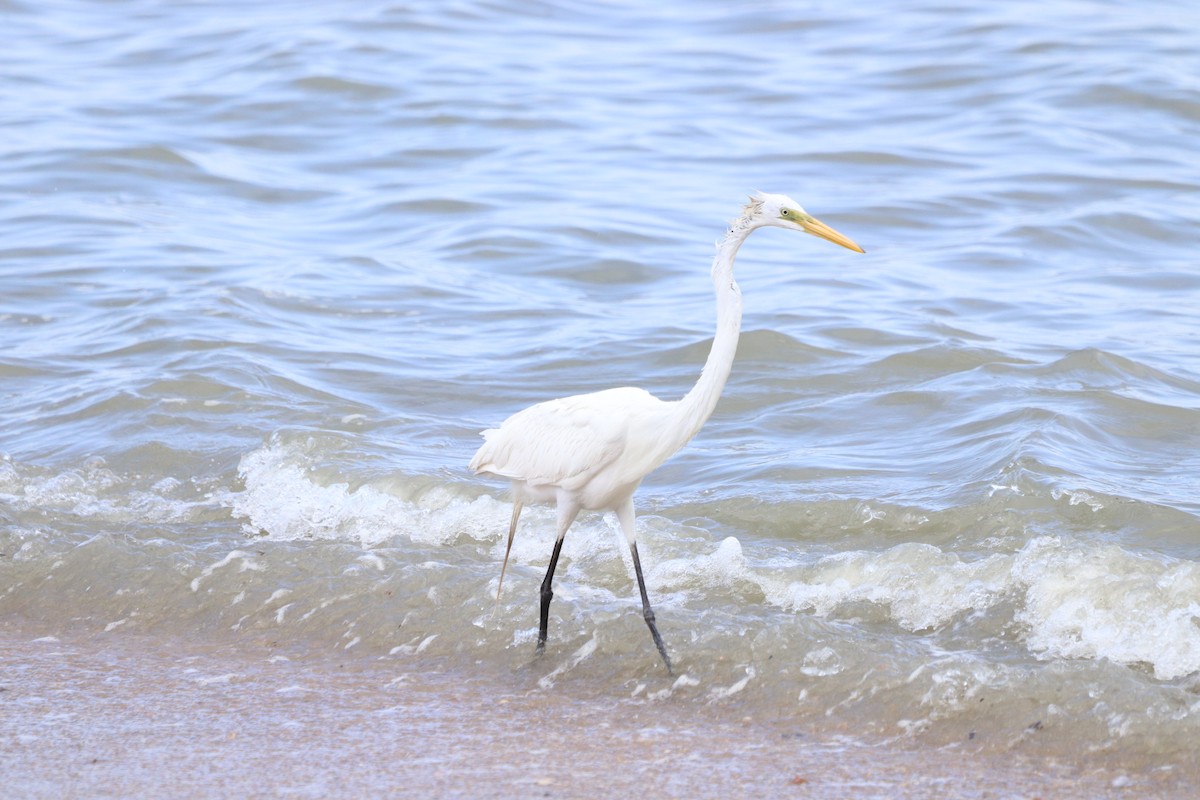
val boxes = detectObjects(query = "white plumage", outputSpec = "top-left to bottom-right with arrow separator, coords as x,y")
470,192 -> 864,673
472,387 -> 668,504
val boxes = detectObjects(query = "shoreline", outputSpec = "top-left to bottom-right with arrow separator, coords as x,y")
2,619 -> 1187,799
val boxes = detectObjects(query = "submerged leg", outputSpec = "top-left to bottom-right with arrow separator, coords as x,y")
537,537 -> 565,654
616,498 -> 673,674
537,497 -> 579,654
493,499 -> 523,614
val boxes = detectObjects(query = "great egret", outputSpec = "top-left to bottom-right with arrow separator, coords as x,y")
470,192 -> 864,673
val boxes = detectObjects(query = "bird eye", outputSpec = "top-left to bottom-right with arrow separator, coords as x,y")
781,209 -> 790,216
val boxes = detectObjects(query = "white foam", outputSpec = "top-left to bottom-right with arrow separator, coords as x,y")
709,665 -> 755,700
191,549 -> 264,592
1013,537 -> 1200,680
762,535 -> 1200,680
913,658 -> 1003,713
0,456 -> 203,524
222,442 -> 1200,680
1051,487 -> 1104,512
356,553 -> 386,571
227,441 -> 509,546
672,673 -> 700,690
194,673 -> 239,686
764,542 -> 1012,631
800,646 -> 843,677
388,634 -> 439,656
649,536 -> 750,595
537,636 -> 599,689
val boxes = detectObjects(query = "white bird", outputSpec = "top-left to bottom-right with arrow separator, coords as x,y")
470,192 -> 864,673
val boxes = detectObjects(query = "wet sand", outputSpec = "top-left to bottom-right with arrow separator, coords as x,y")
0,619 -> 1187,799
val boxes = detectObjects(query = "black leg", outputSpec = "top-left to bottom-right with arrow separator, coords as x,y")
630,542 -> 673,675
537,536 -> 566,654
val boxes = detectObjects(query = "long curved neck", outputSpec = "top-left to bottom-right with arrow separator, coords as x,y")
672,224 -> 750,445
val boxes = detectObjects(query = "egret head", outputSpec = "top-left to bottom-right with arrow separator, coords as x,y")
742,191 -> 865,253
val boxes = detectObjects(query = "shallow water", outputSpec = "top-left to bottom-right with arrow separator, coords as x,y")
3,0 -> 1200,784
2,624 -> 1165,799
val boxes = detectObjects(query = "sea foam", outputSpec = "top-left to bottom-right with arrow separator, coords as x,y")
224,439 -> 1200,682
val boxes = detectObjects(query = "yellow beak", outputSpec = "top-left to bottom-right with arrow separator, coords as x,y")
801,216 -> 865,254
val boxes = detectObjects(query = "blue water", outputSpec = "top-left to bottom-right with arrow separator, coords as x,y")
3,0 -> 1200,787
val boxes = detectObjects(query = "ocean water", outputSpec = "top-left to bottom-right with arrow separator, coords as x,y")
3,0 -> 1200,781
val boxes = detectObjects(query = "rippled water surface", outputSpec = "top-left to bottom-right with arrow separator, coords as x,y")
4,0 -> 1200,786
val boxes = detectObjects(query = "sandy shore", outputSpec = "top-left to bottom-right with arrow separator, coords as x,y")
0,619 -> 1188,799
